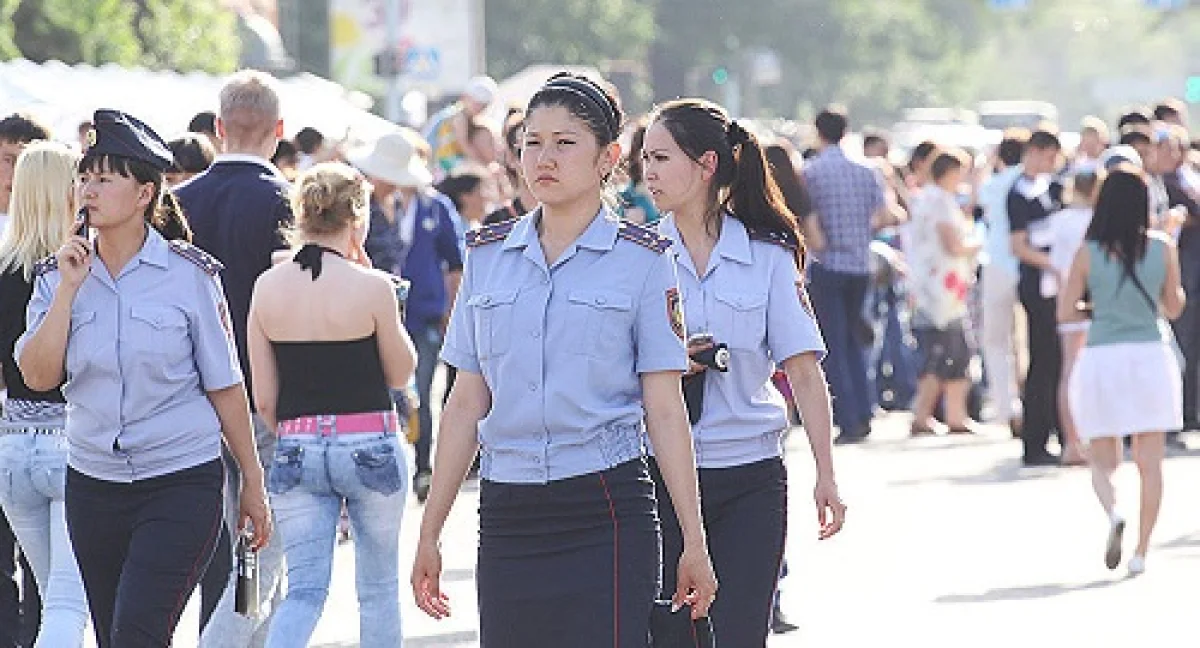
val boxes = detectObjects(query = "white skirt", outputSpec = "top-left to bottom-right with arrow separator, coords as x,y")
1068,341 -> 1182,439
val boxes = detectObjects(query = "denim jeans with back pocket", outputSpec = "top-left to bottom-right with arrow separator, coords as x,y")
264,422 -> 409,648
0,431 -> 90,647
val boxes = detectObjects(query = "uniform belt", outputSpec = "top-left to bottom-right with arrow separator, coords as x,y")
277,411 -> 397,437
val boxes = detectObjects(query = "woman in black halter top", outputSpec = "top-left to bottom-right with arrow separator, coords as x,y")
247,162 -> 416,647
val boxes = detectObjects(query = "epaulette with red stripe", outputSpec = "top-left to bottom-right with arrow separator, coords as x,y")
32,256 -> 58,276
466,218 -> 518,248
617,220 -> 672,254
747,227 -> 800,253
168,240 -> 224,276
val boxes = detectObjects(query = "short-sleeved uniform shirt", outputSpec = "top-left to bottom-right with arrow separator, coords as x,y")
440,208 -> 688,484
17,228 -> 243,483
657,215 -> 825,468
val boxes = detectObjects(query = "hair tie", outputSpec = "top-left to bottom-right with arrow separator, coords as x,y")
727,121 -> 750,147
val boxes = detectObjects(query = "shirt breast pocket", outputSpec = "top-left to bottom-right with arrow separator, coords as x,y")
128,305 -> 192,377
66,310 -> 99,373
468,290 -> 518,360
568,290 -> 634,359
713,290 -> 768,350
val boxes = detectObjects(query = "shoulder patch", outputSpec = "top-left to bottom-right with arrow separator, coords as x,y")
32,256 -> 58,276
466,217 -> 517,248
747,227 -> 800,253
617,220 -> 672,254
168,240 -> 224,276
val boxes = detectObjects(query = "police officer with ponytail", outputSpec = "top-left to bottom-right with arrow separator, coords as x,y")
641,98 -> 846,646
16,109 -> 270,647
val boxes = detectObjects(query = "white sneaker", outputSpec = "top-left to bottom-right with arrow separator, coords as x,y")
1128,555 -> 1146,576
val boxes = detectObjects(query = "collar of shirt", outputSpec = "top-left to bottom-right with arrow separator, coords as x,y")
397,193 -> 420,247
212,153 -> 283,177
503,206 -> 618,272
90,227 -> 169,287
659,212 -> 752,279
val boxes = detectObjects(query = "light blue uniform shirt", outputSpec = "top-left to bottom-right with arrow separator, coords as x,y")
17,227 -> 243,483
440,207 -> 688,484
980,165 -> 1022,275
658,214 -> 825,468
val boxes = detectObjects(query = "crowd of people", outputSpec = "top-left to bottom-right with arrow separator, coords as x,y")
0,61 -> 1191,646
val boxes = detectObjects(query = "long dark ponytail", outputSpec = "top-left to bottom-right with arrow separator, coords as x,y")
650,99 -> 805,268
1085,164 -> 1151,304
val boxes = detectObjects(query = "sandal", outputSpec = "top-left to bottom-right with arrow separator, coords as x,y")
947,422 -> 979,435
910,423 -> 937,437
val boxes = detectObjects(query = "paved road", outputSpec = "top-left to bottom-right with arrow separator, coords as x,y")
109,414 -> 1200,646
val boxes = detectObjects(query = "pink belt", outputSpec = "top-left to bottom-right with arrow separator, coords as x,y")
277,411 -> 398,437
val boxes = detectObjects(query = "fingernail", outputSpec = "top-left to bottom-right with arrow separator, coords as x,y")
671,601 -> 681,613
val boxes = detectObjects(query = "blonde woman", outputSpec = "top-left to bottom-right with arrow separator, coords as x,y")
249,162 -> 417,647
0,141 -> 89,646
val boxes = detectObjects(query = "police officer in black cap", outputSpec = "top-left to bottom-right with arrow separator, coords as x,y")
16,109 -> 271,647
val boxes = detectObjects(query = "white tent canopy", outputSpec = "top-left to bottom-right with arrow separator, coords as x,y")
0,59 -> 400,146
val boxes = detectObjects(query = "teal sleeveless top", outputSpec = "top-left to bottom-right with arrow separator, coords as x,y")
1085,236 -> 1166,347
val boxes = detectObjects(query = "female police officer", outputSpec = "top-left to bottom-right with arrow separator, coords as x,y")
641,99 -> 846,646
17,109 -> 270,647
411,73 -> 718,646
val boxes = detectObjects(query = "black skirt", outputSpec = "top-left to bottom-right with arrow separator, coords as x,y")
477,458 -> 661,648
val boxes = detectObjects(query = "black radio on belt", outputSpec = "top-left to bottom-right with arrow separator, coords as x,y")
234,531 -> 260,618
683,334 -> 730,425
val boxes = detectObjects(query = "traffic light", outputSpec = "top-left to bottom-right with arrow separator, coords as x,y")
1187,76 -> 1200,104
712,67 -> 730,86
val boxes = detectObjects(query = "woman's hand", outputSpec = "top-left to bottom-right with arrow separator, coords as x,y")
56,235 -> 91,291
672,543 -> 718,620
239,479 -> 272,550
814,476 -> 846,540
411,537 -> 451,619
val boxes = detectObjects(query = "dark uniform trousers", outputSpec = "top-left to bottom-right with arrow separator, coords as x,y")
651,457 -> 787,647
66,460 -> 224,648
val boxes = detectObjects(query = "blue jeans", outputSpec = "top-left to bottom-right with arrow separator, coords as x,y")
408,321 -> 443,474
0,431 -> 89,648
264,425 -> 408,648
808,265 -> 873,433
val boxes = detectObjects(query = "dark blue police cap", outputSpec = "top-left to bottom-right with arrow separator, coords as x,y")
87,109 -> 174,171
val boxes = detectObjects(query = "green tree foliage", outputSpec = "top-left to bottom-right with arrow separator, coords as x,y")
485,0 -> 655,80
649,0 -> 985,123
0,0 -> 238,74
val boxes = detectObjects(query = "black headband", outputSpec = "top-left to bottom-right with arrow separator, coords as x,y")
543,78 -> 619,141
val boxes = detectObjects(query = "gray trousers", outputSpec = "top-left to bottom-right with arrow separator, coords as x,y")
200,415 -> 284,648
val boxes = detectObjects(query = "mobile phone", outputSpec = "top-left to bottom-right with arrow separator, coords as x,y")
74,207 -> 89,237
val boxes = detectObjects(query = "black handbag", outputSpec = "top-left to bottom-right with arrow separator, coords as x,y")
650,601 -> 715,647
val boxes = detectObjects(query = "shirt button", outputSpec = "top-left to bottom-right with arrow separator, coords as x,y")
596,297 -> 606,305
481,296 -> 491,305
531,330 -> 541,339
528,383 -> 538,391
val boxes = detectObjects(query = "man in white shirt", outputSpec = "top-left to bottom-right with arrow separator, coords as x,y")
978,130 -> 1028,436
